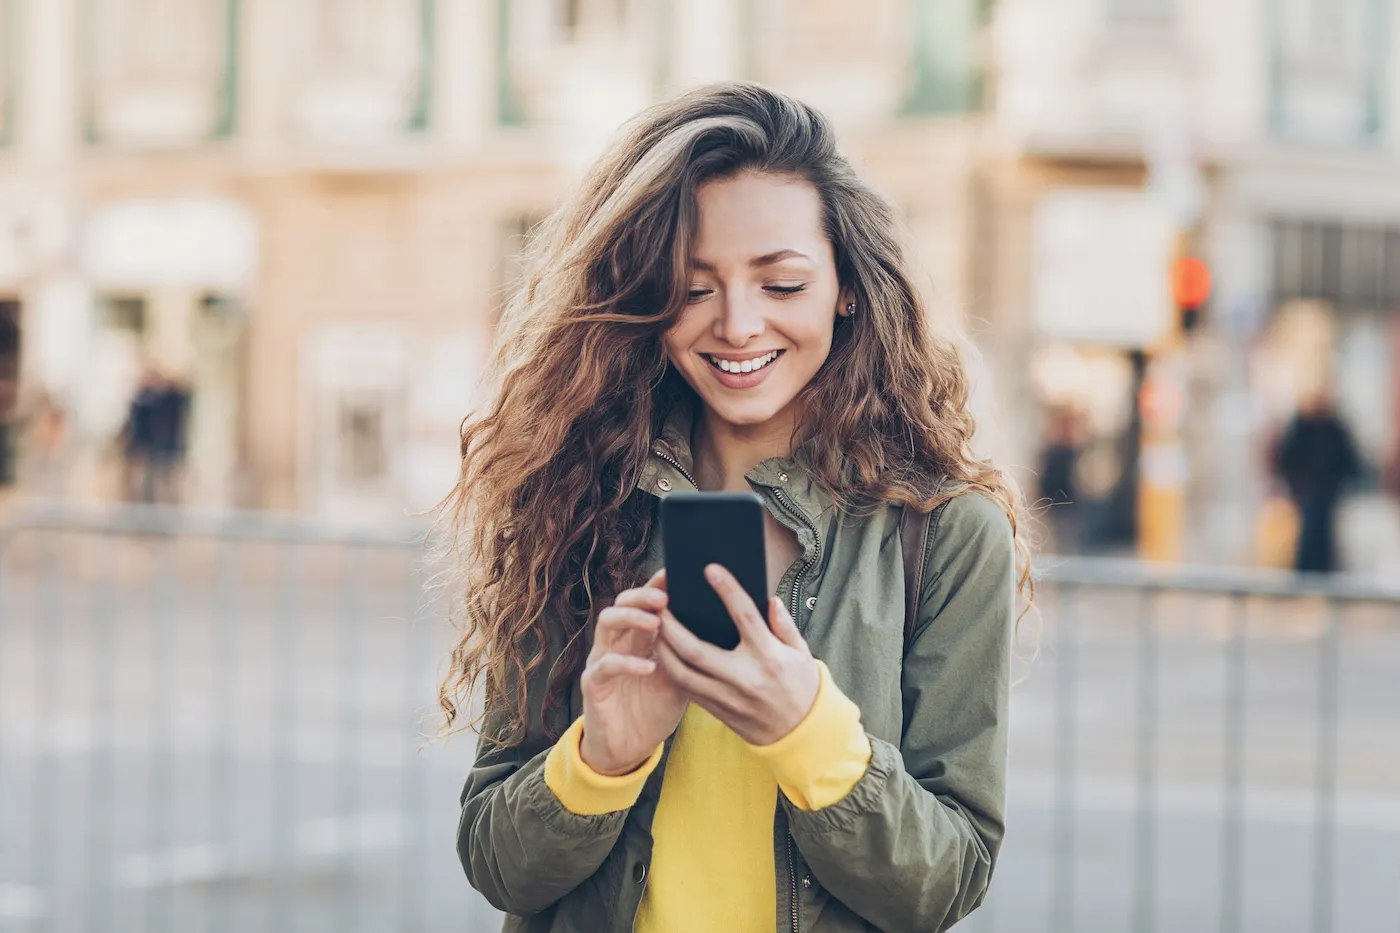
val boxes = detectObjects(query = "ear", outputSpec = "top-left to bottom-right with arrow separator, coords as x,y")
836,287 -> 855,318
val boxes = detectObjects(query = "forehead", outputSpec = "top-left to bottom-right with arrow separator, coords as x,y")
691,172 -> 829,264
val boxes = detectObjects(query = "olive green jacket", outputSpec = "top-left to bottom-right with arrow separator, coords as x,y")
458,408 -> 1016,932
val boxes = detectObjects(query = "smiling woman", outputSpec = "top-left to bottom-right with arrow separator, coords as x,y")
666,173 -> 849,432
439,82 -> 1032,933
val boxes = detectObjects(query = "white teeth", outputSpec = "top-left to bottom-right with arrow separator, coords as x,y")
709,351 -> 778,374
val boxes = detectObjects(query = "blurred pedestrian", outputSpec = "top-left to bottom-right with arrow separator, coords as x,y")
1272,390 -> 1361,573
122,367 -> 191,504
443,83 -> 1029,933
1038,403 -> 1088,552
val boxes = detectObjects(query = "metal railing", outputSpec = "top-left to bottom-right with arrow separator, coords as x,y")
1,502 -> 1397,933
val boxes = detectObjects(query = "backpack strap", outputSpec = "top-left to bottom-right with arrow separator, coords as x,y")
901,503 -> 933,650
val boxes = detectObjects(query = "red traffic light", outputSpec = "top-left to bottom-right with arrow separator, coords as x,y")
1170,255 -> 1212,310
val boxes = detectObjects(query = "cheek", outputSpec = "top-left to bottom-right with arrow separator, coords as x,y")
789,310 -> 837,358
660,327 -> 689,364
662,308 -> 705,361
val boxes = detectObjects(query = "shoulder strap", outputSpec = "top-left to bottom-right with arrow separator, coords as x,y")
901,503 -> 934,649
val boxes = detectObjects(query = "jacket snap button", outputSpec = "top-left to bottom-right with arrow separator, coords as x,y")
777,472 -> 789,482
657,478 -> 672,492
801,874 -> 813,889
805,596 -> 817,611
633,862 -> 647,884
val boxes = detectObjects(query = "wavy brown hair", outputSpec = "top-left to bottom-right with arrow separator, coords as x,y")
436,82 -> 1032,745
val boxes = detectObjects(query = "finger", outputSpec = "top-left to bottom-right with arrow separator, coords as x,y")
615,583 -> 668,612
582,652 -> 657,690
704,564 -> 771,646
768,597 -> 808,652
658,606 -> 736,680
655,638 -> 736,712
592,606 -> 660,655
648,568 -> 667,592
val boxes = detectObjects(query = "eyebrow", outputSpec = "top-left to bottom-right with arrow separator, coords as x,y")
691,249 -> 814,272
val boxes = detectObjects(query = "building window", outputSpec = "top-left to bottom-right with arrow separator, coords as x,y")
1269,0 -> 1385,143
338,398 -> 387,483
1105,0 -> 1172,27
290,0 -> 434,138
561,0 -> 583,40
97,294 -> 149,333
0,0 -> 15,146
497,214 -> 545,312
902,0 -> 989,115
1269,218 -> 1400,312
0,298 -> 18,486
83,0 -> 239,146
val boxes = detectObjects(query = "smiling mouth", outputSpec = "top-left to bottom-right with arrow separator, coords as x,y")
703,350 -> 784,374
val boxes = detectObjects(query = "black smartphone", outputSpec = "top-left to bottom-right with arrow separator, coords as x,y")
660,492 -> 769,650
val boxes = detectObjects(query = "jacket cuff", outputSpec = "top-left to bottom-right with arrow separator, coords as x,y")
747,660 -> 872,811
543,716 -> 663,816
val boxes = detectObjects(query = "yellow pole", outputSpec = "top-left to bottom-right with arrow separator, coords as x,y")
1136,230 -> 1191,564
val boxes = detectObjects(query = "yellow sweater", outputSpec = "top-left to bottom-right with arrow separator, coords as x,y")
543,662 -> 871,932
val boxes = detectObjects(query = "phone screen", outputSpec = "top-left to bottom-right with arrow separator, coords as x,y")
660,492 -> 769,650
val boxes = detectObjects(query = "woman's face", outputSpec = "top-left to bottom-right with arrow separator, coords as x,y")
663,171 -> 849,431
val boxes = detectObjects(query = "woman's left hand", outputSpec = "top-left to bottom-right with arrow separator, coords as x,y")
656,563 -> 820,746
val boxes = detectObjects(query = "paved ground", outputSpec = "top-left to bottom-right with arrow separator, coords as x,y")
0,530 -> 1397,932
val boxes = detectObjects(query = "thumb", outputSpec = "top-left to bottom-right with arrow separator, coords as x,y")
768,597 -> 807,652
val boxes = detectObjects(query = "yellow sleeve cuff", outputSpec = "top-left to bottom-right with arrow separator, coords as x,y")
747,660 -> 872,811
543,716 -> 663,816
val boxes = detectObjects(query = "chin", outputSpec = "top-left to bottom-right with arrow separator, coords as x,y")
698,393 -> 790,428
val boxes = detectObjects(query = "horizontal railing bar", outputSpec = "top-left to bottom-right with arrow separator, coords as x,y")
1039,555 -> 1400,603
3,500 -> 1398,603
0,499 -> 430,548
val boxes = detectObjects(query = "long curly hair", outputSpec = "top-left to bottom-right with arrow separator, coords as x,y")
436,82 -> 1032,745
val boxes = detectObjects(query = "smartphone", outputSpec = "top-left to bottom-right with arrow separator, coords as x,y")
660,492 -> 769,650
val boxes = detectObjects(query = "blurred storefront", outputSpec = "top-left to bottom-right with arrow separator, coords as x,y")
0,0 -> 1397,571
0,0 -> 993,520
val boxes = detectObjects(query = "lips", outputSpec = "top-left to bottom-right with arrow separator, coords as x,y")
700,350 -> 784,389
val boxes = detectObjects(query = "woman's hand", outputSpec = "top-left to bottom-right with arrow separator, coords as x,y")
578,569 -> 689,776
656,564 -> 820,746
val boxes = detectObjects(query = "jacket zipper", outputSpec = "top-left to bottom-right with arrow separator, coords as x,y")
771,487 -> 820,624
786,837 -> 800,933
652,449 -> 697,490
771,485 -> 819,933
652,455 -> 810,930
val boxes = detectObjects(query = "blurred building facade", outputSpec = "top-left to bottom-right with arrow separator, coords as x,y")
0,0 -> 1396,567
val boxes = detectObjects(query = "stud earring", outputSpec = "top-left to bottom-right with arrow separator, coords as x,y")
845,302 -> 856,316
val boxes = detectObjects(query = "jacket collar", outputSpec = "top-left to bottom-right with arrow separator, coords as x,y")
636,397 -> 835,522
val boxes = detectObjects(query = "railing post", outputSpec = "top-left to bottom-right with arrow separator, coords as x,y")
84,536 -> 117,933
1220,593 -> 1248,933
208,536 -> 241,933
398,569 -> 431,933
334,546 -> 369,933
269,543 -> 301,933
1050,583 -> 1078,933
146,534 -> 180,933
1310,597 -> 1342,933
1132,586 -> 1159,933
30,527 -> 64,933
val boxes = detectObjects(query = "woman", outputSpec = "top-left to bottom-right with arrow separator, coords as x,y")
440,83 -> 1030,933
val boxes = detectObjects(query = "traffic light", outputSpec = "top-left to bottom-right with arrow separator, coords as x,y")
1170,255 -> 1211,334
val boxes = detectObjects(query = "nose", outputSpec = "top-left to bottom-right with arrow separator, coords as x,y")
713,292 -> 765,346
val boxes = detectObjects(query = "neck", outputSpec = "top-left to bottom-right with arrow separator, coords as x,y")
690,404 -> 797,492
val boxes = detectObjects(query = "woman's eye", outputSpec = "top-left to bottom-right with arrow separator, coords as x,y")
686,288 -> 713,303
765,284 -> 807,297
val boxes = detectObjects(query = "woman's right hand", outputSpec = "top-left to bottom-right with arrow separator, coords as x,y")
578,569 -> 689,776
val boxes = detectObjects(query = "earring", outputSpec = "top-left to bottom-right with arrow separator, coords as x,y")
846,302 -> 856,316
